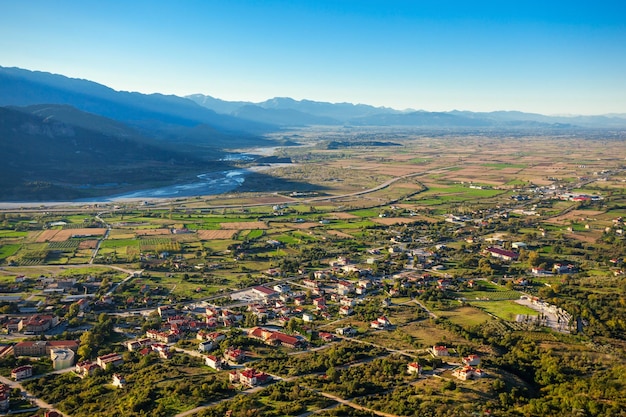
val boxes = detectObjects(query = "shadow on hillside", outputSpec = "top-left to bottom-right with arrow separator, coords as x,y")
238,171 -> 329,194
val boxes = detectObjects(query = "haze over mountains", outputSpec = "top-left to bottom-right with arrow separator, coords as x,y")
186,94 -> 626,129
1,65 -> 625,201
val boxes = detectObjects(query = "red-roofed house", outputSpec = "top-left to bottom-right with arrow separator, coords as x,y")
248,327 -> 304,348
485,247 -> 519,261
230,368 -> 271,387
11,365 -> 32,380
462,354 -> 481,366
407,362 -> 422,375
97,353 -> 123,370
453,365 -> 485,381
205,354 -> 223,370
76,360 -> 100,378
432,345 -> 449,356
224,347 -> 245,363
151,343 -> 171,359
252,286 -> 278,300
146,329 -> 178,343
112,373 -> 127,388
0,384 -> 9,412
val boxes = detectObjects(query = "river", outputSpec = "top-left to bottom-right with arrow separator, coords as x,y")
107,169 -> 249,200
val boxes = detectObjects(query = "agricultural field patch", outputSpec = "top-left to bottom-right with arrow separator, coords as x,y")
372,217 -> 423,225
197,230 -> 238,240
327,212 -> 360,219
0,244 -> 20,260
134,228 -> 172,236
285,222 -> 319,229
326,230 -> 354,239
78,240 -> 98,249
0,231 -> 28,238
220,221 -> 268,230
35,228 -> 106,242
436,306 -> 493,327
470,300 -> 539,321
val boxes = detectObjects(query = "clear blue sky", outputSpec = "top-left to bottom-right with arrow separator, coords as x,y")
1,0 -> 625,115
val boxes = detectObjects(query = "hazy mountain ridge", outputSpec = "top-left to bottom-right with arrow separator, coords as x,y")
0,66 -> 277,146
0,105 -> 226,201
188,94 -> 626,128
232,104 -> 341,126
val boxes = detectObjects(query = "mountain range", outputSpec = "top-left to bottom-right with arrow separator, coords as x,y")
186,94 -> 626,129
1,65 -> 625,201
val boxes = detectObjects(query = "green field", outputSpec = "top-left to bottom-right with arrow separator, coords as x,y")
101,239 -> 140,249
246,230 -> 265,239
470,300 -> 538,320
481,163 -> 527,169
0,244 -> 20,260
348,208 -> 380,218
0,231 -> 28,238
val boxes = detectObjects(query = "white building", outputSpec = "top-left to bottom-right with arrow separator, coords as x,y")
50,348 -> 75,370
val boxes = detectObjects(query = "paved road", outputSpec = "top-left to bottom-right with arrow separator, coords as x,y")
0,374 -> 70,417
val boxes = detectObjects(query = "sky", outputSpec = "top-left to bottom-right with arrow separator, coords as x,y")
1,0 -> 625,115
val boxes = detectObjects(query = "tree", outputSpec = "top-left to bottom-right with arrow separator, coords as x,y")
528,251 -> 542,267
78,330 -> 96,359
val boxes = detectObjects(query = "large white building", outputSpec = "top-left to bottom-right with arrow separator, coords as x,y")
50,348 -> 75,370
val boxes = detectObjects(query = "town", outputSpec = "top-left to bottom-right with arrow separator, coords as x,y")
0,134 -> 624,417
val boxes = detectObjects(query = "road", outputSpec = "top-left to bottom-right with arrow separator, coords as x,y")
90,212 -> 111,264
0,374 -> 70,417
104,266 -> 144,297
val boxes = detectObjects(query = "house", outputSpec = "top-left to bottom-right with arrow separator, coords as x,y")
341,264 -> 361,274
377,316 -> 392,328
462,354 -> 481,366
75,360 -> 100,378
273,283 -> 291,293
13,340 -> 79,357
453,365 -> 485,381
146,329 -> 178,343
112,373 -> 127,388
553,263 -> 577,274
198,340 -> 215,353
313,297 -> 326,308
18,314 -> 59,333
485,247 -> 519,261
319,332 -> 334,342
11,365 -> 33,380
335,327 -> 356,336
0,384 -> 9,412
205,354 -> 223,370
151,343 -> 171,359
248,327 -> 304,348
97,353 -> 123,370
199,331 -> 226,343
127,338 -> 153,352
313,270 -> 329,280
432,345 -> 449,356
339,306 -> 353,316
531,267 -> 551,276
230,368 -> 271,387
224,347 -> 245,363
302,279 -> 318,289
157,305 -> 175,318
407,362 -> 422,375
302,312 -> 314,322
339,297 -> 356,307
337,281 -> 354,295
252,285 -> 278,300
